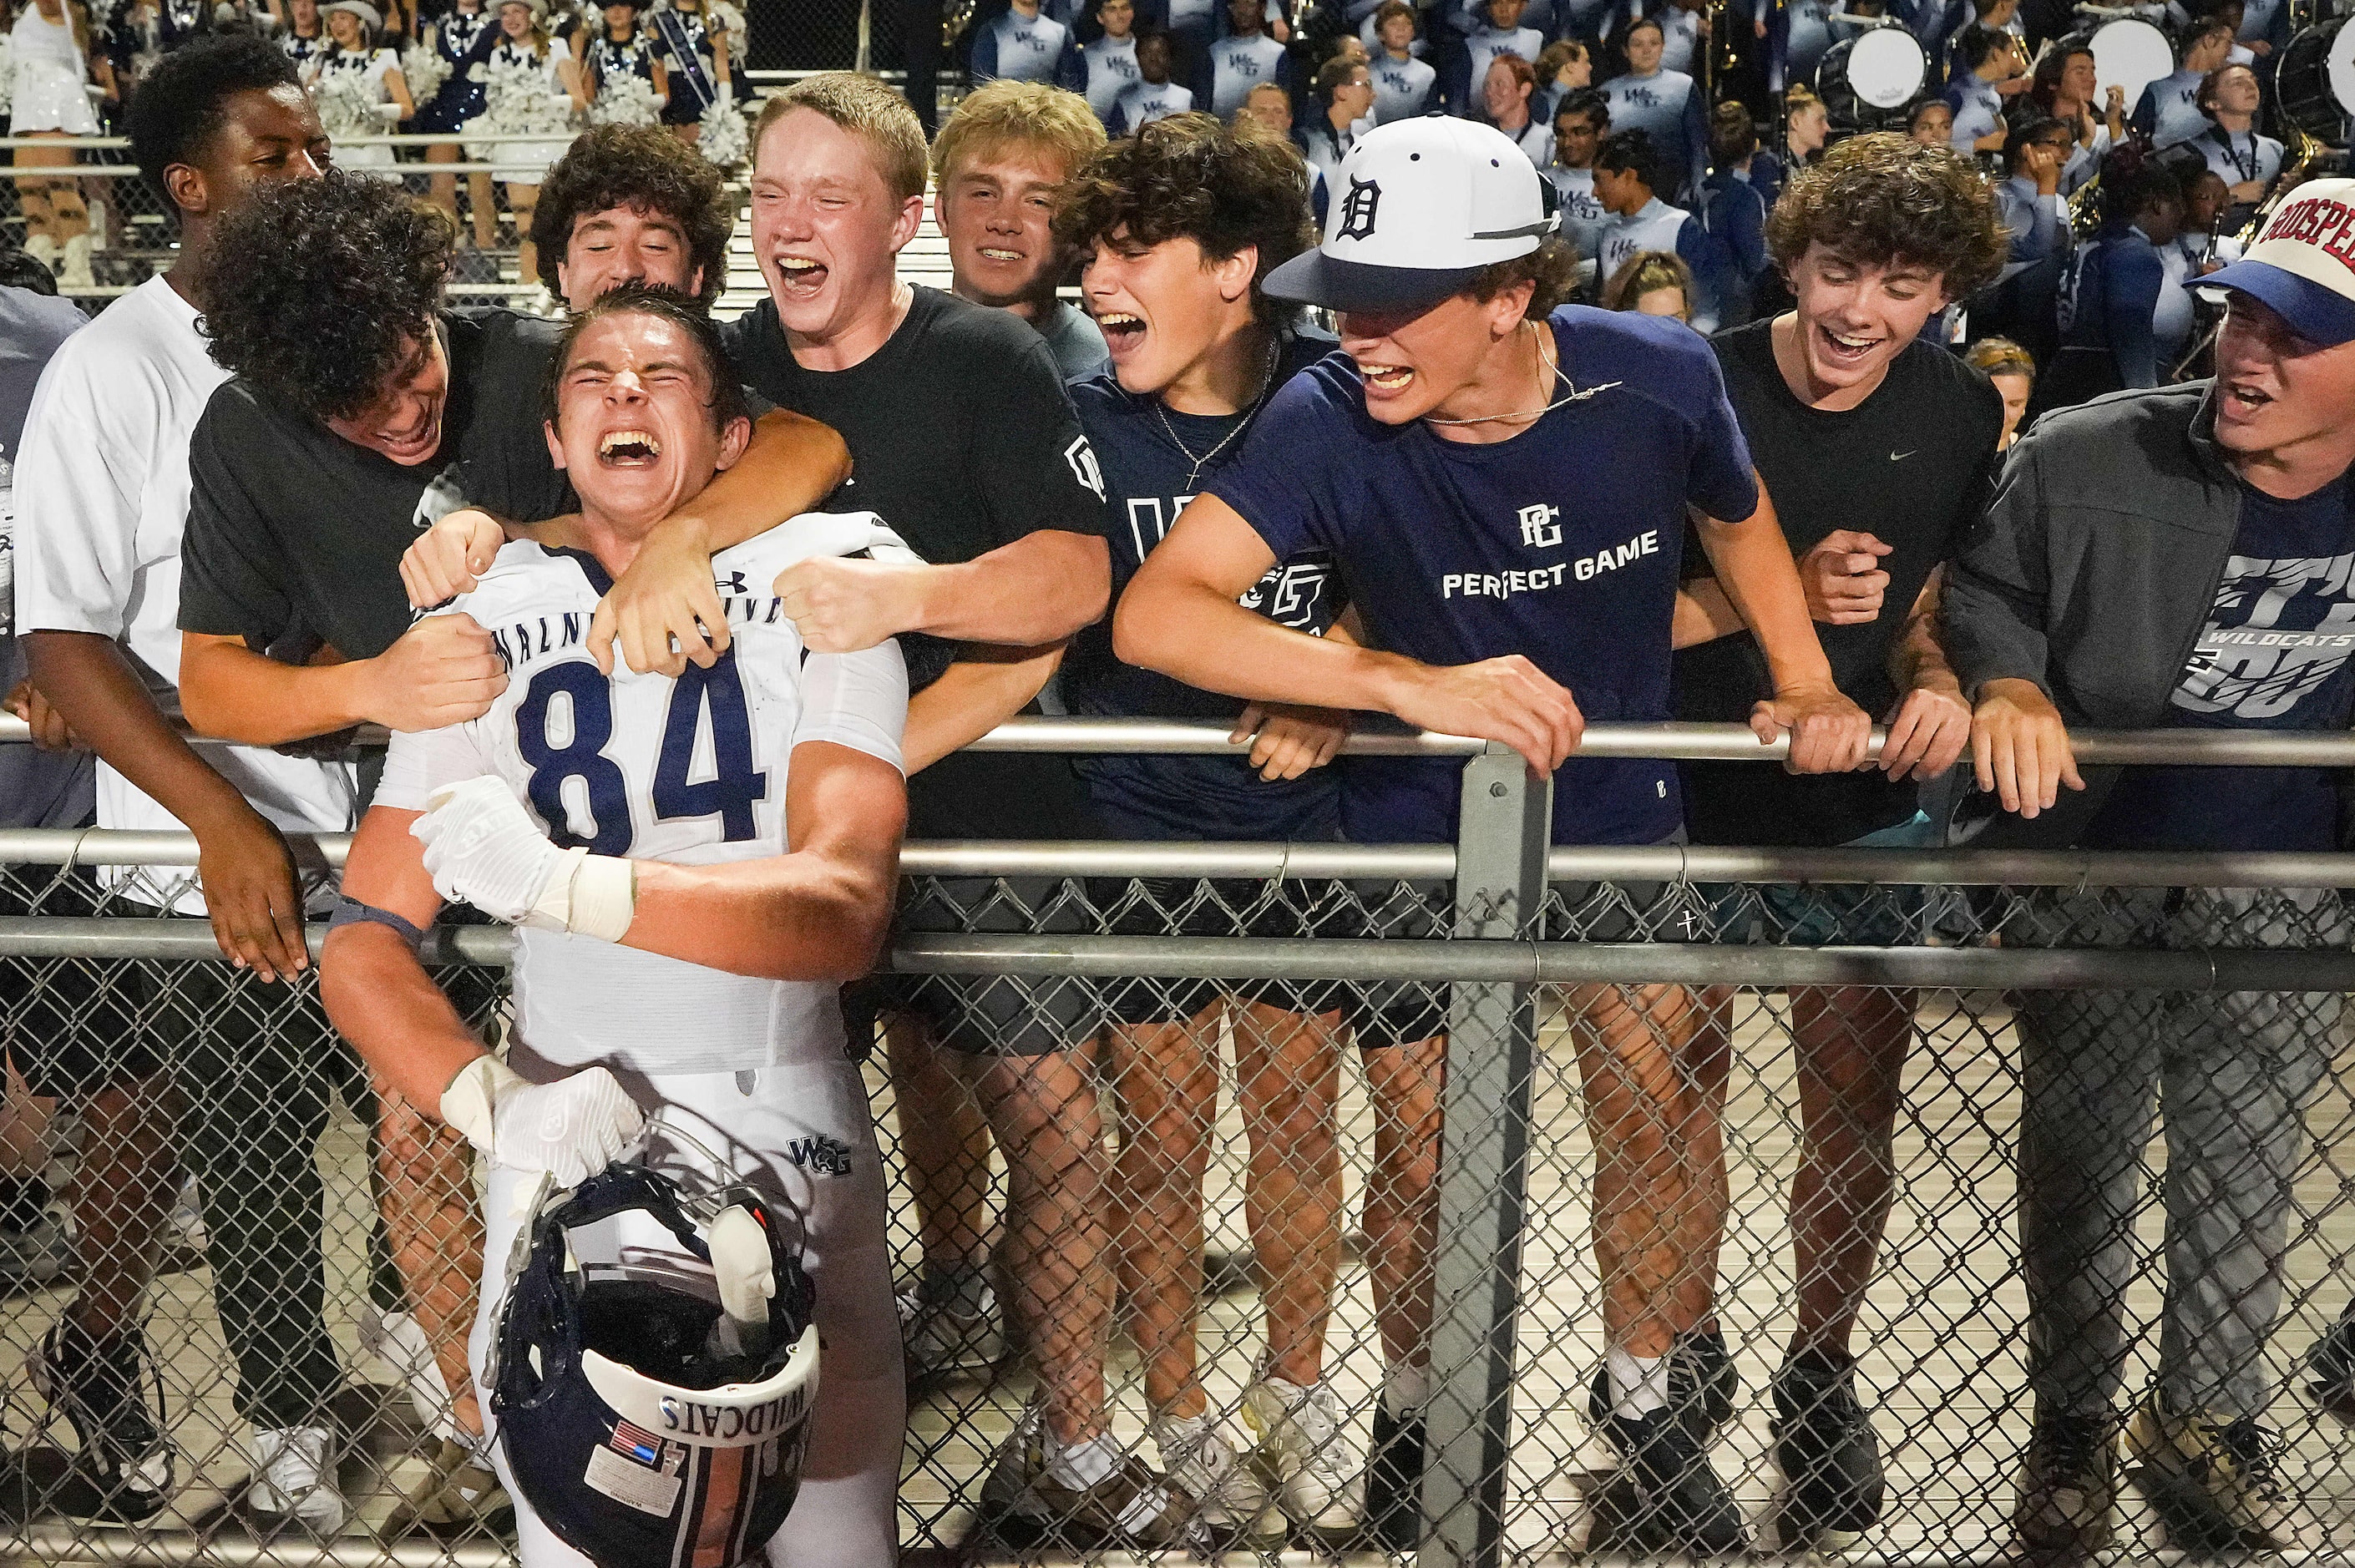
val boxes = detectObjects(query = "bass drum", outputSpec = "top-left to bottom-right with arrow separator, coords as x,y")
2089,18 -> 2173,119
2272,16 -> 2355,147
1815,26 -> 1927,131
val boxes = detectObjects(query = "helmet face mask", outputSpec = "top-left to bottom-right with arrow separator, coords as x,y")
492,1165 -> 821,1568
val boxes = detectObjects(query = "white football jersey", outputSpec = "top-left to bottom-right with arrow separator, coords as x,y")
377,512 -> 914,1075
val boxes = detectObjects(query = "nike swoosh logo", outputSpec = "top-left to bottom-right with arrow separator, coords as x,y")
1890,450 -> 1917,462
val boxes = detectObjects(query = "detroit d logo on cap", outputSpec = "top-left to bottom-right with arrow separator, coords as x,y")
1338,177 -> 1381,242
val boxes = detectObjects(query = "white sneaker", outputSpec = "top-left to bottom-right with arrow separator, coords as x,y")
896,1278 -> 1005,1382
58,233 -> 94,290
1149,1408 -> 1280,1542
248,1424 -> 347,1535
359,1306 -> 459,1443
1243,1376 -> 1365,1539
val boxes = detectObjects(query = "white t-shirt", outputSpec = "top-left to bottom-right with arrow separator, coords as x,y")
375,514 -> 912,1076
14,274 -> 357,909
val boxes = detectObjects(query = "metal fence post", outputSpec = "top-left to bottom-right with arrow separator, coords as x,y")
1420,745 -> 1552,1566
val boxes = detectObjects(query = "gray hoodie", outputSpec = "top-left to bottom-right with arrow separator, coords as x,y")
1938,380 -> 2312,847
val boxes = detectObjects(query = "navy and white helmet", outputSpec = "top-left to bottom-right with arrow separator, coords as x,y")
489,1164 -> 819,1568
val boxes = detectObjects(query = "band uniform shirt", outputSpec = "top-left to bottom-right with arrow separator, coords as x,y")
1210,306 -> 1760,847
375,514 -> 911,1075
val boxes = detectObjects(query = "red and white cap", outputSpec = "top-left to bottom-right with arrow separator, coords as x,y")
2199,179 -> 2355,348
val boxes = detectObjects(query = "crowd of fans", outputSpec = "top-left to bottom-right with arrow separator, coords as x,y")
2,0 -> 746,288
0,2 -> 2352,1562
963,0 -> 2332,411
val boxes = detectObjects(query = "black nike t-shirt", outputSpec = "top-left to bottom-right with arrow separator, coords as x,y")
178,308 -> 573,663
720,286 -> 1114,839
1674,320 -> 2004,847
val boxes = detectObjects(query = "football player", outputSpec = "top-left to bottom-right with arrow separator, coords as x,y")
322,286 -> 910,1568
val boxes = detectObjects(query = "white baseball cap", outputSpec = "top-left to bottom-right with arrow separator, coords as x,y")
2199,178 -> 2355,347
1264,113 -> 1559,314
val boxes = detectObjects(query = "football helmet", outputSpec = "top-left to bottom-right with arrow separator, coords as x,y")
489,1163 -> 819,1568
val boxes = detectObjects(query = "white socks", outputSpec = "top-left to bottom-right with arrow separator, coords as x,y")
1380,1360 -> 1431,1420
1607,1346 -> 1672,1419
1045,1430 -> 1123,1492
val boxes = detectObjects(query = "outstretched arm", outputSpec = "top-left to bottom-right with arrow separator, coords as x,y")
1116,493 -> 1583,773
396,407 -> 853,632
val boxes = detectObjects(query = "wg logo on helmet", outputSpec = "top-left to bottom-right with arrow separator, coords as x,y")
1338,177 -> 1382,241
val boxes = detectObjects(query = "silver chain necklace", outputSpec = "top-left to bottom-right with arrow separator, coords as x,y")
1422,323 -> 1623,428
1152,335 -> 1282,491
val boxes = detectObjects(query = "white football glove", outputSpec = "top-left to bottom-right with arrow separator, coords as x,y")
440,1056 -> 646,1186
411,776 -> 636,940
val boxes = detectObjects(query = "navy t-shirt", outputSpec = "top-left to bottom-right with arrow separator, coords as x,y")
1064,329 -> 1345,840
2084,472 -> 2355,852
1209,306 -> 1760,845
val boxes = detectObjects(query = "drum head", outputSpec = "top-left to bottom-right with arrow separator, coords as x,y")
2273,18 -> 2354,144
1847,27 -> 1926,110
2090,18 -> 2174,111
2332,18 -> 2355,119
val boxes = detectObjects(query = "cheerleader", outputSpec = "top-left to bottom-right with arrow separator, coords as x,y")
312,0 -> 414,176
412,0 -> 500,242
11,0 -> 109,285
647,0 -> 727,151
465,0 -> 585,284
583,0 -> 664,127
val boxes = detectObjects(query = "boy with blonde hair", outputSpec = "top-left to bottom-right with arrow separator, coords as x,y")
932,78 -> 1109,380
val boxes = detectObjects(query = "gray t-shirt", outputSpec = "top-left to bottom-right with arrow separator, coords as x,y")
0,282 -> 94,830
1038,299 -> 1110,384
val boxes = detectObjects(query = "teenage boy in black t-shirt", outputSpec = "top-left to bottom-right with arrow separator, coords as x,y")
176,175 -> 846,745
1670,134 -> 2006,1545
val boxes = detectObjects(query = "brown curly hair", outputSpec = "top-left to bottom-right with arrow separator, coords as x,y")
1765,131 -> 2007,300
1052,112 -> 1314,328
200,172 -> 454,422
526,124 -> 733,305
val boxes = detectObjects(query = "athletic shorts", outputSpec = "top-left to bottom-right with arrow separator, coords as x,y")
845,874 -> 1108,1058
473,1041 -> 903,1568
1340,831 -> 1717,1050
0,868 -> 157,1100
1097,877 -> 1355,1028
1698,812 -> 1938,950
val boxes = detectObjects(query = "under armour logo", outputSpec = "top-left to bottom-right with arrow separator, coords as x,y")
1517,503 -> 1562,549
1338,176 -> 1381,241
714,570 -> 748,594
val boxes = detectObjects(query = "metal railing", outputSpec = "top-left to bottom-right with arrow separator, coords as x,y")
1,721 -> 2352,1565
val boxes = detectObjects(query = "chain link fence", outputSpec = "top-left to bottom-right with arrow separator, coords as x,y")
0,727 -> 2352,1564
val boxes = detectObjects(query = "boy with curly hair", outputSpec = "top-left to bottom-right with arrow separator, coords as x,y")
1671,131 -> 2007,1547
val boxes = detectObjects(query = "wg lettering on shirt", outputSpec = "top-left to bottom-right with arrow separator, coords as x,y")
1441,527 -> 1660,599
1125,489 -> 1334,628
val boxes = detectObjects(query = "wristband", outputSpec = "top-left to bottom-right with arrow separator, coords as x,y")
564,853 -> 637,943
516,847 -> 636,943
